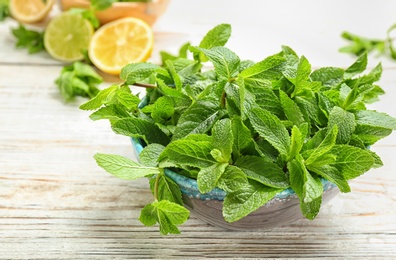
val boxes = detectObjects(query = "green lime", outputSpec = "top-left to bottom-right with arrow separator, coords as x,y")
44,12 -> 93,62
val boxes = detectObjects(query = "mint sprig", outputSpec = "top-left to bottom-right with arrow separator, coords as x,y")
340,24 -> 396,59
11,24 -> 45,54
55,62 -> 103,102
83,24 -> 396,234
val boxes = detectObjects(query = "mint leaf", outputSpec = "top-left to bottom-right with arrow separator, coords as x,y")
330,145 -> 374,180
354,125 -> 392,145
150,96 -> 174,124
165,60 -> 183,90
235,156 -> 289,188
116,86 -> 141,110
340,31 -> 385,56
111,118 -> 170,146
328,106 -> 356,144
80,84 -> 118,110
247,85 -> 284,118
94,153 -> 159,180
288,154 -> 322,220
279,90 -> 306,127
172,99 -> 225,140
199,23 -> 231,50
223,180 -> 282,222
305,125 -> 338,166
310,67 -> 344,87
295,56 -> 311,88
248,107 -> 291,155
344,53 -> 368,79
217,165 -> 248,193
55,62 -> 103,102
155,173 -> 183,205
89,104 -> 130,121
197,162 -> 228,193
139,200 -> 190,235
355,110 -> 396,130
231,116 -> 255,157
288,125 -> 304,161
120,63 -> 160,85
347,63 -> 382,87
212,119 -> 233,162
239,53 -> 285,86
158,138 -> 215,169
190,46 -> 240,80
307,164 -> 350,192
139,143 -> 166,167
11,24 -> 45,54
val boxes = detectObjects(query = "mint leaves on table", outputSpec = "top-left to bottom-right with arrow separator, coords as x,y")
82,24 -> 396,234
55,62 -> 103,102
340,24 -> 396,59
11,24 -> 45,54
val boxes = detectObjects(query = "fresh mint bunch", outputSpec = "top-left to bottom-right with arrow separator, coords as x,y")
340,24 -> 396,59
55,62 -> 103,102
81,24 -> 396,234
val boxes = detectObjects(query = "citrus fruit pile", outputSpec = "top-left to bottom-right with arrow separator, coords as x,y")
9,0 -> 154,75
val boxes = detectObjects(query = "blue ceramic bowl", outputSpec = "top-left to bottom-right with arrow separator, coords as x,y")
132,138 -> 339,230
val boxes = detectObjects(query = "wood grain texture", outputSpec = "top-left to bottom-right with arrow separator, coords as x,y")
1,0 -> 396,259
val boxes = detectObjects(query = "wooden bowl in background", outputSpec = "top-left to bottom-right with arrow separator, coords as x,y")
59,0 -> 170,25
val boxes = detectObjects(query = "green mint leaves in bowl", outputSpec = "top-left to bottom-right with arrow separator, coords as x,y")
80,24 -> 396,235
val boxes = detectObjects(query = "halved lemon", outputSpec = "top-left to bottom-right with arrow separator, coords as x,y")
44,12 -> 94,62
10,0 -> 55,23
88,17 -> 154,75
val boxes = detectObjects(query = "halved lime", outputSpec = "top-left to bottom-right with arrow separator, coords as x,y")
44,12 -> 94,62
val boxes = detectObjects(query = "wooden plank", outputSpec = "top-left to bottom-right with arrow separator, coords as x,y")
1,0 -> 396,258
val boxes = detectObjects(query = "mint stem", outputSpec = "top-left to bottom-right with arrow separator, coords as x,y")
133,82 -> 157,89
154,171 -> 161,201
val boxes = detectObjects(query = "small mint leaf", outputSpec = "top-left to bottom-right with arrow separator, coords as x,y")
223,180 -> 282,222
279,90 -> 306,127
328,106 -> 356,144
310,67 -> 344,87
355,110 -> 396,130
235,156 -> 289,189
157,173 -> 183,205
344,53 -> 368,79
197,162 -> 228,193
190,46 -> 240,80
80,84 -> 118,110
139,200 -> 190,235
217,165 -> 248,193
330,145 -> 374,180
247,107 -> 291,156
173,99 -> 225,140
212,118 -> 233,162
305,125 -> 338,166
111,118 -> 170,146
139,143 -> 166,167
307,164 -> 350,193
89,104 -> 130,121
288,125 -> 304,161
120,63 -> 160,85
199,23 -> 231,50
158,138 -> 215,169
239,53 -> 285,86
94,153 -> 159,180
231,116 -> 255,157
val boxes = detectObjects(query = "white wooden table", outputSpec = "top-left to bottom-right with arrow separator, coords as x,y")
1,0 -> 396,259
